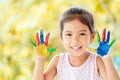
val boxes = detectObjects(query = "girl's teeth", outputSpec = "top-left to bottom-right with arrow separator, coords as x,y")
72,46 -> 80,49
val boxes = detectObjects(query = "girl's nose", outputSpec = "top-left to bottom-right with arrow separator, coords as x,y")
71,35 -> 79,43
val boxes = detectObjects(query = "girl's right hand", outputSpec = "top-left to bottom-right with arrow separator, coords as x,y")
30,29 -> 56,57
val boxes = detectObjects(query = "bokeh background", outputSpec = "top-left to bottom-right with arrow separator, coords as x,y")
0,0 -> 120,80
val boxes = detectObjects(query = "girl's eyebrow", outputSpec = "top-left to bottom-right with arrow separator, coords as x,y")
79,30 -> 87,32
65,30 -> 87,33
65,31 -> 72,33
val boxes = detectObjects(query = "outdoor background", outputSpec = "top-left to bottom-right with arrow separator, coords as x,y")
0,0 -> 120,80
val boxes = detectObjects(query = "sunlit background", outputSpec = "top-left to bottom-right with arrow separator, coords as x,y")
0,0 -> 120,80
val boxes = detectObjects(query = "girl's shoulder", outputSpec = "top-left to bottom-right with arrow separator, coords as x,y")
51,52 -> 66,67
88,51 -> 102,60
89,52 -> 103,64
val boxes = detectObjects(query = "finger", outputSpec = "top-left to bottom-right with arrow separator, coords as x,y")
36,32 -> 40,45
96,30 -> 101,43
106,31 -> 110,43
48,48 -> 56,53
87,47 -> 97,53
109,39 -> 116,47
45,32 -> 50,46
40,29 -> 44,45
102,28 -> 106,42
30,40 -> 36,47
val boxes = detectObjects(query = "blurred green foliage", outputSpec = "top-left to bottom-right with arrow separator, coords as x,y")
0,0 -> 120,80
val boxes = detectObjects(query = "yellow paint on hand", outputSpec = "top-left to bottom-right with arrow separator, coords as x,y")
35,44 -> 48,56
87,48 -> 97,53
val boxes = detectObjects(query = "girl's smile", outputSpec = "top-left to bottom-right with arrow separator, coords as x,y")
71,46 -> 82,52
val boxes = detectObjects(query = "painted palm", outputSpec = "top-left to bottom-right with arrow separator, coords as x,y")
89,28 -> 116,57
30,29 -> 56,56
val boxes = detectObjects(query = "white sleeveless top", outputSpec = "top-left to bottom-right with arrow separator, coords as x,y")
57,52 -> 102,80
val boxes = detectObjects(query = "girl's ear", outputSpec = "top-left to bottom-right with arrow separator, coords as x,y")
90,31 -> 96,42
60,34 -> 63,43
60,34 -> 63,40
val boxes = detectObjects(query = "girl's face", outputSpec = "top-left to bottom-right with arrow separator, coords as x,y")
61,19 -> 95,57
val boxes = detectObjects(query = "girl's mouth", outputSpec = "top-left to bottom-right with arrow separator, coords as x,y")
71,46 -> 82,51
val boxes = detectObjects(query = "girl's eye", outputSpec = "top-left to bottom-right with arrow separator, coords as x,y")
65,34 -> 72,36
80,33 -> 86,35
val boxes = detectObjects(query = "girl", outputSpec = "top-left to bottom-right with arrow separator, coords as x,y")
33,7 -> 120,80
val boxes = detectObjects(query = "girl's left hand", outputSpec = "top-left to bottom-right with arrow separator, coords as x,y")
96,28 -> 115,57
87,28 -> 115,57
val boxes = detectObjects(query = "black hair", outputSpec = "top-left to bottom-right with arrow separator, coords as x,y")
59,6 -> 94,35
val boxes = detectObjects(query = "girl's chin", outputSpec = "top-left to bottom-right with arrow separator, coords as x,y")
70,48 -> 82,53
68,49 -> 87,57
69,51 -> 84,57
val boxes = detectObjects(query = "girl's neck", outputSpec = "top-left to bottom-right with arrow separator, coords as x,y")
68,51 -> 90,67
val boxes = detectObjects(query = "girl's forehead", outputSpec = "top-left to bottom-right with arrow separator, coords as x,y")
63,19 -> 89,32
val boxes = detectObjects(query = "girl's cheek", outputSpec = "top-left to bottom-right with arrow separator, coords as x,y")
86,39 -> 91,46
64,40 -> 69,44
